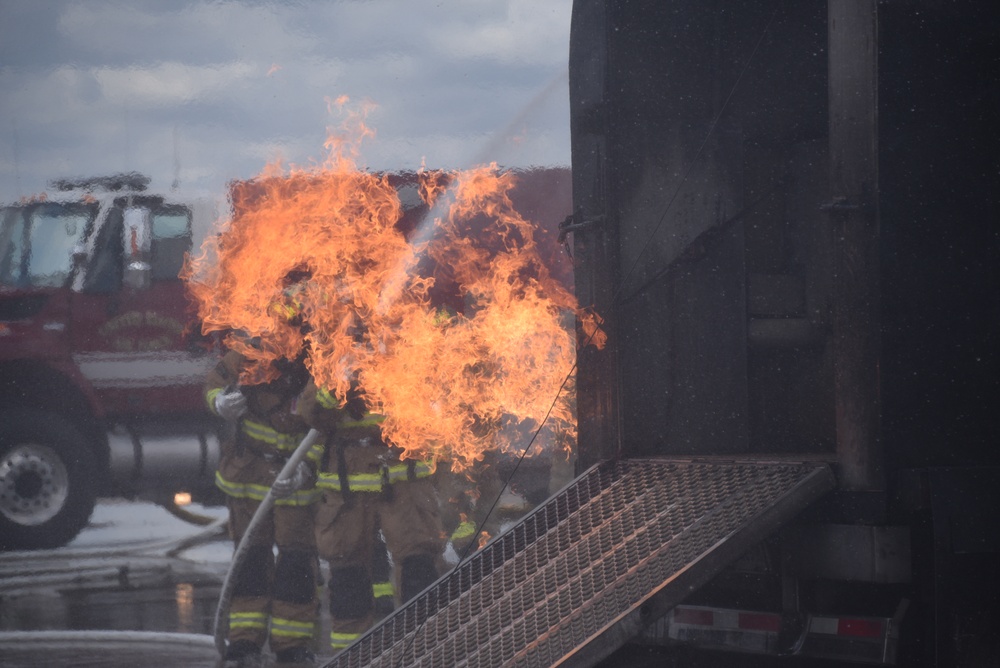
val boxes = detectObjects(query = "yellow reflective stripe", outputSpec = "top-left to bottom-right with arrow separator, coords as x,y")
339,412 -> 386,429
450,520 -> 476,541
316,458 -> 435,493
306,442 -> 325,464
315,472 -> 343,491
215,471 -> 320,505
271,628 -> 314,638
385,460 -> 434,484
241,420 -> 304,451
229,611 -> 268,629
385,464 -> 409,484
348,473 -> 383,491
330,631 -> 360,649
272,302 -> 298,321
316,387 -> 338,410
206,387 -> 222,414
372,581 -> 394,599
315,471 -> 381,493
274,489 -> 321,505
270,617 -> 315,638
230,612 -> 267,621
315,472 -> 341,491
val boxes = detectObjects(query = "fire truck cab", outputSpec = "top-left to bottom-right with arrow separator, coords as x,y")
0,173 -> 221,551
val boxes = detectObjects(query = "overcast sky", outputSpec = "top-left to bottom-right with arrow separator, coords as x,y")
0,0 -> 573,206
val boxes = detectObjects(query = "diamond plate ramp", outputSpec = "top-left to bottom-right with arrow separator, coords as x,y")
321,458 -> 835,668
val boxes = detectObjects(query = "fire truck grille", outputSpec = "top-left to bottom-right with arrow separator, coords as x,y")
321,459 -> 834,668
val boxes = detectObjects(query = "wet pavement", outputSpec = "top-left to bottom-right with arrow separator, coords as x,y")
0,499 -> 230,667
0,488 -> 548,667
0,630 -> 221,668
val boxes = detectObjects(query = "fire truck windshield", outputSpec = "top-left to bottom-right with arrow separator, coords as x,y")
0,202 -> 97,289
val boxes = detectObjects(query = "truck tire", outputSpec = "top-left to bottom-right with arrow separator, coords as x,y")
0,409 -> 98,550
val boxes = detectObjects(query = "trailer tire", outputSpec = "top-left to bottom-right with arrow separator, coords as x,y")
0,409 -> 98,551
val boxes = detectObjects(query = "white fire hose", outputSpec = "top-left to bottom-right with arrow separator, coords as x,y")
212,428 -> 322,657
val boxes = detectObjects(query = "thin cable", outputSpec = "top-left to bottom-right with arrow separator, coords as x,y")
452,360 -> 578,565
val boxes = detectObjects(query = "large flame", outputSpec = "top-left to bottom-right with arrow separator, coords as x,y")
183,101 -> 604,470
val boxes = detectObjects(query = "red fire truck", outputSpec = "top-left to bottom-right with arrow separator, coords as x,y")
0,173 -> 223,551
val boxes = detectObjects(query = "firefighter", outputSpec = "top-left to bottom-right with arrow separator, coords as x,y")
439,415 -> 563,561
437,455 -> 505,559
207,273 -> 330,666
298,383 -> 447,654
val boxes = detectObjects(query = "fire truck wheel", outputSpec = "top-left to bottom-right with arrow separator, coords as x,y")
0,409 -> 98,551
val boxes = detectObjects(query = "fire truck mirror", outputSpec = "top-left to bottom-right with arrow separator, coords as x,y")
122,207 -> 153,290
123,207 -> 152,258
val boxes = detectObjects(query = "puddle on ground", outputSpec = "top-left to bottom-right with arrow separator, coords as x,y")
0,580 -> 222,635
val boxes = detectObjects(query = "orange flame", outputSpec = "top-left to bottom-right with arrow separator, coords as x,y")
183,101 -> 603,470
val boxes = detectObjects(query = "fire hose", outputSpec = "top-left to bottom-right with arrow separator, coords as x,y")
212,427 -> 322,657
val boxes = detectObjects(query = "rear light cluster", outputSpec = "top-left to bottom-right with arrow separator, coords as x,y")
640,604 -> 900,664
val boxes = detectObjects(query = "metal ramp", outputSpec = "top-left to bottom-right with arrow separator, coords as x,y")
322,458 -> 835,668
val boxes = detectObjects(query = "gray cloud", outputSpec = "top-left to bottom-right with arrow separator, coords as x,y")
0,0 -> 571,205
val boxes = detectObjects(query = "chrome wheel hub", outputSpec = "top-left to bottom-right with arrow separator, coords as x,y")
0,443 -> 69,526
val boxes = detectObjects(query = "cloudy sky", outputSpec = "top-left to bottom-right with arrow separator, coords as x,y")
0,0 -> 573,206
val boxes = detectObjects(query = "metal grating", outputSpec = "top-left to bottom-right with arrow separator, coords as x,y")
321,458 -> 835,668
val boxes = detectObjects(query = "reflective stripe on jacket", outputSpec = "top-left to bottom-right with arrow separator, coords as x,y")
215,470 -> 321,506
315,458 -> 434,493
240,419 -> 324,463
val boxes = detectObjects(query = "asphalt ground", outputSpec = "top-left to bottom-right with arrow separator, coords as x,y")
0,481 -> 552,667
0,499 -> 230,667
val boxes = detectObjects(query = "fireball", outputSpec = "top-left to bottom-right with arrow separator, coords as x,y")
183,99 -> 603,470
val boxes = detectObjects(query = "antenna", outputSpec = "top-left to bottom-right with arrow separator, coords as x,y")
172,125 -> 181,191
12,118 -> 21,199
123,104 -> 131,173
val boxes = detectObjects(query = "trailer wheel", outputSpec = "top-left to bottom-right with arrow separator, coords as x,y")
0,409 -> 98,550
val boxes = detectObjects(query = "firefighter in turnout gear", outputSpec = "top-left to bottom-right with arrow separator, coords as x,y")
437,455 -> 504,558
299,383 -> 447,654
207,345 -> 325,667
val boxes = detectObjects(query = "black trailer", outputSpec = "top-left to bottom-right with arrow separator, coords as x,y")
321,2 -> 999,666
568,1 -> 999,665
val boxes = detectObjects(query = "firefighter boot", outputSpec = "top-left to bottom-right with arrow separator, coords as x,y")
221,640 -> 263,668
275,645 -> 317,667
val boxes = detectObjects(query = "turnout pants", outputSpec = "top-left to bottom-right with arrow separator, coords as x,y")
226,497 -> 319,654
316,444 -> 446,652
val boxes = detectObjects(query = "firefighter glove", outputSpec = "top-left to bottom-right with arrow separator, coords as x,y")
272,460 -> 314,499
214,388 -> 248,421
